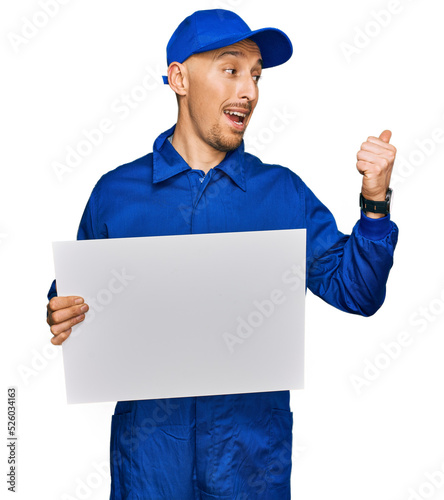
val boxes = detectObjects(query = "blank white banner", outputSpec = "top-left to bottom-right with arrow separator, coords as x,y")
53,229 -> 306,404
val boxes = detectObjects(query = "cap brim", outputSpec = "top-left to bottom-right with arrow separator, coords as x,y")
248,28 -> 293,68
195,27 -> 293,69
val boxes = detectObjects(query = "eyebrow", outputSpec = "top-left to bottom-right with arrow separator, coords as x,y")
214,50 -> 263,69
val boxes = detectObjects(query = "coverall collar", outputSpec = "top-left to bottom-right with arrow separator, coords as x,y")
152,124 -> 247,191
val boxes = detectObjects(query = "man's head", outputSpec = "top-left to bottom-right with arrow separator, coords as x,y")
168,38 -> 262,152
163,9 -> 292,152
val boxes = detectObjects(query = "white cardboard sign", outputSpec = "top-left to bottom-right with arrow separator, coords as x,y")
52,229 -> 306,404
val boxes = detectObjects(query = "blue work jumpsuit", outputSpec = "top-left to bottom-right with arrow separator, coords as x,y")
48,124 -> 398,499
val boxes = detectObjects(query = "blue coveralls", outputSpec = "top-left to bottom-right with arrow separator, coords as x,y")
48,124 -> 398,499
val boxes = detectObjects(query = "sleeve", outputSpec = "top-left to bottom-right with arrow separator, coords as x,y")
47,279 -> 57,302
76,186 -> 104,241
304,182 -> 398,317
46,182 -> 104,304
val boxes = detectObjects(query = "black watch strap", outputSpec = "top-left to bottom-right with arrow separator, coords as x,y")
360,190 -> 392,215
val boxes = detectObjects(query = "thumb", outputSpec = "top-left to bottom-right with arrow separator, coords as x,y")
379,129 -> 392,143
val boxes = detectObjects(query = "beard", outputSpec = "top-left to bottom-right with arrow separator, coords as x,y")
205,122 -> 245,152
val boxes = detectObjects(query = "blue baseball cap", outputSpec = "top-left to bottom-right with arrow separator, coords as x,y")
162,9 -> 293,84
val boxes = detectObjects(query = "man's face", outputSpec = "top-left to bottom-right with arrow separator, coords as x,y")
181,38 -> 263,152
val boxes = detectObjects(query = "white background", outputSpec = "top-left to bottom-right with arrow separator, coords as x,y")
1,0 -> 443,499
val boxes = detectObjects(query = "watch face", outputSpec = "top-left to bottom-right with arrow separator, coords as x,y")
386,188 -> 393,213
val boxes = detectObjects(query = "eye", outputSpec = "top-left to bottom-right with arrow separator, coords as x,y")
225,68 -> 236,75
253,74 -> 261,83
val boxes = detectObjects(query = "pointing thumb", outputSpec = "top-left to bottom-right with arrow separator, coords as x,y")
379,129 -> 392,144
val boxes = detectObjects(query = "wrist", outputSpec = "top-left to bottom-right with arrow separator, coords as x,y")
360,189 -> 387,201
362,211 -> 386,219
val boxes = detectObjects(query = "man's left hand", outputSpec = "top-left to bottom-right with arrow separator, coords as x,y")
356,130 -> 396,215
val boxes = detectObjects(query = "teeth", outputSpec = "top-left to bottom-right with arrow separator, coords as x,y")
224,110 -> 247,118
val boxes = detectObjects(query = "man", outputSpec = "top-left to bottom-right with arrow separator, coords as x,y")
46,9 -> 398,500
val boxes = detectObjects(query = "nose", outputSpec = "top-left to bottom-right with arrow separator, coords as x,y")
237,74 -> 258,103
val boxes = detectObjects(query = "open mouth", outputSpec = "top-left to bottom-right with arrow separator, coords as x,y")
224,110 -> 248,129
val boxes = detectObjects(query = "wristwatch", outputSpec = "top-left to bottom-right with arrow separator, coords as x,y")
359,188 -> 393,215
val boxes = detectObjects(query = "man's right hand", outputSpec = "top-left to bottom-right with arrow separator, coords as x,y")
47,297 -> 89,345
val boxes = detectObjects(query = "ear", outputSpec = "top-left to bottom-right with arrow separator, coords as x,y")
168,62 -> 188,96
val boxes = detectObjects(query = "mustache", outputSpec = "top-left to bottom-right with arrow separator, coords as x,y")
224,102 -> 252,113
